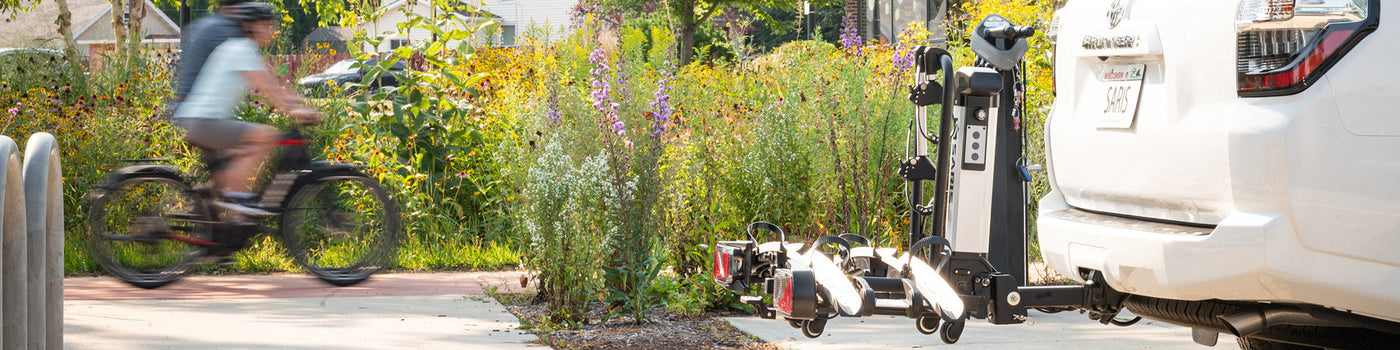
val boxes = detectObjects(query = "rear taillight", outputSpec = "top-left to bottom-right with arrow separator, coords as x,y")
1236,0 -> 1377,96
776,277 -> 794,314
713,248 -> 731,281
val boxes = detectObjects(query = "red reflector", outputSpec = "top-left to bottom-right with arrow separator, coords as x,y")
1240,29 -> 1353,92
277,139 -> 308,146
777,279 -> 794,314
713,249 -> 730,280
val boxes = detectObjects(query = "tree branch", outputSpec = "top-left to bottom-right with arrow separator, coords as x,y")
696,1 -> 724,23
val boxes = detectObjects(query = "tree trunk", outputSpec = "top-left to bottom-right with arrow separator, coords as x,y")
53,0 -> 86,85
128,0 -> 145,54
110,0 -> 126,58
674,1 -> 696,66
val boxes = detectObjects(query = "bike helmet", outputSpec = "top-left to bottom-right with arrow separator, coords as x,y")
226,2 -> 278,23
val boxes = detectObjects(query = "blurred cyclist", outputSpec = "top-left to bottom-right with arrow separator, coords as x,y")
171,2 -> 321,217
173,0 -> 248,105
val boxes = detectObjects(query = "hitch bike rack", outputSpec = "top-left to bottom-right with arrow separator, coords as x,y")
713,15 -> 1140,344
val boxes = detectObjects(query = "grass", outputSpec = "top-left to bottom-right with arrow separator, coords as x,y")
71,233 -> 521,277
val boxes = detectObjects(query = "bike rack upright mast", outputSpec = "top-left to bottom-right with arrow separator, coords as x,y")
907,47 -> 957,249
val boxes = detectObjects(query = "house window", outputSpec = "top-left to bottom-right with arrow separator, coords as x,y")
866,0 -> 946,45
390,37 -> 409,50
501,25 -> 516,47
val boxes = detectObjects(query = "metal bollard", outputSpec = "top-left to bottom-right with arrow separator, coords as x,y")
23,133 -> 62,350
1,136 -> 28,349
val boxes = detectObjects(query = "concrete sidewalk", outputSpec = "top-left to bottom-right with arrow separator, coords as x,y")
727,311 -> 1232,349
64,272 -> 544,350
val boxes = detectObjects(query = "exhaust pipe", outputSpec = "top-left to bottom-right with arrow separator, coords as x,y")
1219,305 -> 1400,338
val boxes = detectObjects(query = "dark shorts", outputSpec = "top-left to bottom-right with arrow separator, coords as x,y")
172,117 -> 254,150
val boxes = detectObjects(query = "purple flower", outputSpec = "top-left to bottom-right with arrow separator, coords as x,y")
589,46 -> 627,142
893,45 -> 915,71
648,67 -> 673,138
6,108 -> 17,116
839,13 -> 864,57
545,95 -> 562,124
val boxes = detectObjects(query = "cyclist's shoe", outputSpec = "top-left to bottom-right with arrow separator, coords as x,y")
213,198 -> 276,217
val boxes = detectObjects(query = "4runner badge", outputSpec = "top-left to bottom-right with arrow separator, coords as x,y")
1107,0 -> 1126,28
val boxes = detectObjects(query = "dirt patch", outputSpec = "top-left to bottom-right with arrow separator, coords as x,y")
500,298 -> 778,350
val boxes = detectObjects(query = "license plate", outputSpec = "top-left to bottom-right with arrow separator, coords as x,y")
1094,64 -> 1146,128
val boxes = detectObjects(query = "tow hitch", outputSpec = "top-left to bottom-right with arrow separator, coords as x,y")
712,15 -> 1139,343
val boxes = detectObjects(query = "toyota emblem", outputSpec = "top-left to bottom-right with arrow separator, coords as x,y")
1107,0 -> 1126,28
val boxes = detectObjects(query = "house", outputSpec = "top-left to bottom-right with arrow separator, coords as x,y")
0,0 -> 180,61
353,0 -> 574,53
357,0 -> 501,53
478,0 -> 576,45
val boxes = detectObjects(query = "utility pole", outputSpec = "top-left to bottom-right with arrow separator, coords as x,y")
803,1 -> 810,41
179,0 -> 190,28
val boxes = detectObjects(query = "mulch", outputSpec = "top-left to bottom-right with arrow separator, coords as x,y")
502,300 -> 779,350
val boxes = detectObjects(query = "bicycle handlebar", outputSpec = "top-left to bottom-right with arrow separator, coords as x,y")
986,25 -> 1036,39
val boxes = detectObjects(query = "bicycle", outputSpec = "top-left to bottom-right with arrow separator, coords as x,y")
85,126 -> 401,289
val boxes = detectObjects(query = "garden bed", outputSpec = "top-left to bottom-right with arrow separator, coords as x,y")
500,296 -> 777,350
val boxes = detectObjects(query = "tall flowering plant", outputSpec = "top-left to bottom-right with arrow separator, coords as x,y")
588,44 -> 674,322
839,12 -> 865,57
892,22 -> 933,72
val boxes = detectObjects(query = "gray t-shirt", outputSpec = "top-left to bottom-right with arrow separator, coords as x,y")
174,38 -> 264,120
175,13 -> 241,98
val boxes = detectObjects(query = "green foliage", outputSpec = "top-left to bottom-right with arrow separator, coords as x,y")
12,0 -> 1062,322
0,0 -> 36,21
322,1 -> 512,250
520,140 -> 609,322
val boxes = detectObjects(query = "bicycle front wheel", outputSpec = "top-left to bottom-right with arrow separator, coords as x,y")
281,171 -> 400,286
86,172 -> 213,289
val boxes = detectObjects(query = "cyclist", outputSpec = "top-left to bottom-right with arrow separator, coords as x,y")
171,2 -> 321,217
172,0 -> 250,106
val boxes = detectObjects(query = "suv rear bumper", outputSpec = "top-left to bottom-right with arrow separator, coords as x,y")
1037,190 -> 1400,323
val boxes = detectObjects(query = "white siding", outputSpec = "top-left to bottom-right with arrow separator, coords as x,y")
483,0 -> 575,42
360,0 -> 574,52
360,5 -> 437,53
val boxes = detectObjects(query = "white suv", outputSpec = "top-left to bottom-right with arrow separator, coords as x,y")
1041,0 -> 1399,348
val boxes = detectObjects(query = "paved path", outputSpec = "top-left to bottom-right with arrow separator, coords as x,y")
727,311 -> 1234,349
65,271 -> 544,350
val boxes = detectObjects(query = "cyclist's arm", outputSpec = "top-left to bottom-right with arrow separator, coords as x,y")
242,66 -> 319,123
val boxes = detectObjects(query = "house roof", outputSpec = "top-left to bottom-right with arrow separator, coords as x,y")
0,0 -> 179,49
73,0 -> 181,42
303,26 -> 355,43
0,0 -> 111,48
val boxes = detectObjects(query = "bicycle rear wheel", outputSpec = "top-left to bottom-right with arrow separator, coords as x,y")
281,171 -> 400,286
86,172 -> 214,289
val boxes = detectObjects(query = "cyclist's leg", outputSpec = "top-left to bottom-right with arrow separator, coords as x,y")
173,117 -> 275,213
218,123 -> 276,195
